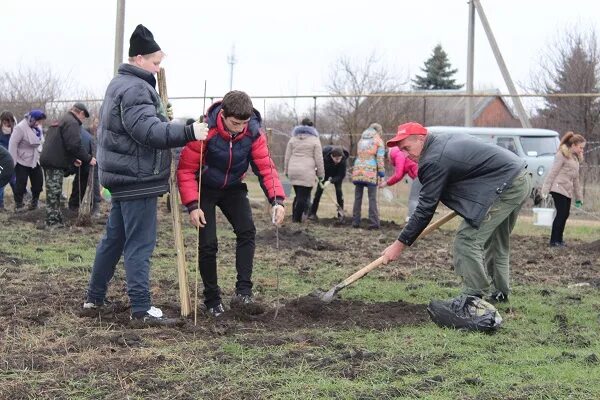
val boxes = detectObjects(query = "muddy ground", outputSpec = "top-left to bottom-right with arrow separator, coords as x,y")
0,203 -> 599,398
2,204 -> 599,333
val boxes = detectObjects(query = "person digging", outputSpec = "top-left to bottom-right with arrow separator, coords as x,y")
380,122 -> 531,303
308,145 -> 349,222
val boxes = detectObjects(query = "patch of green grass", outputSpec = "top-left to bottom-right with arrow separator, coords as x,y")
1,179 -> 600,399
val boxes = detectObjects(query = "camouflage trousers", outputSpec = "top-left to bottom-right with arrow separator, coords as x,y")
44,168 -> 65,226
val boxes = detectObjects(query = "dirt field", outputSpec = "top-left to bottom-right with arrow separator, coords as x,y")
1,202 -> 599,398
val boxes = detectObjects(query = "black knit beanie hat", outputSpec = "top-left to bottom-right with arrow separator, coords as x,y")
128,24 -> 161,57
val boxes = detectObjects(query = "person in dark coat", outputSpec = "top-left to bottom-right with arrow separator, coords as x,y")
0,146 -> 14,189
381,122 -> 531,303
40,103 -> 95,226
67,126 -> 101,214
308,145 -> 349,220
84,24 -> 207,325
0,111 -> 16,211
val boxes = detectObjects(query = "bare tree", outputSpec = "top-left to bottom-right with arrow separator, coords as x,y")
531,27 -> 600,162
324,53 -> 405,157
0,65 -> 72,120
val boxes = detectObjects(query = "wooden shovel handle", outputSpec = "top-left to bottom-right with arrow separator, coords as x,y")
333,210 -> 458,292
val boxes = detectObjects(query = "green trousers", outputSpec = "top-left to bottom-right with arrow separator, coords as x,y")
453,170 -> 531,297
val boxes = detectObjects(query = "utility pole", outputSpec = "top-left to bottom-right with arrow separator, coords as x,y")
227,44 -> 237,91
465,0 -> 475,127
113,0 -> 126,77
473,0 -> 531,128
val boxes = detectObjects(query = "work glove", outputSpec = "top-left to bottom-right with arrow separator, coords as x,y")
192,122 -> 209,141
271,204 -> 285,226
166,102 -> 174,121
575,200 -> 583,208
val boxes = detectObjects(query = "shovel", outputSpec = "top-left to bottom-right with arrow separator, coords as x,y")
317,210 -> 458,302
317,179 -> 345,222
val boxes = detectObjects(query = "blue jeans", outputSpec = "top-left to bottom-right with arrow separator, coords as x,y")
86,197 -> 158,314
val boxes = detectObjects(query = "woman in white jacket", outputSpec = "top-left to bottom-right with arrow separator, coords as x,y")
541,131 -> 585,247
8,110 -> 46,211
284,118 -> 324,222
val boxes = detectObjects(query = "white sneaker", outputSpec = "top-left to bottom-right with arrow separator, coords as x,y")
146,306 -> 163,318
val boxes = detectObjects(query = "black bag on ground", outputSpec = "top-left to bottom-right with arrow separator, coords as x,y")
427,295 -> 503,332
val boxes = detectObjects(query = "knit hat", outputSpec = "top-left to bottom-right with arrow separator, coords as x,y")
330,146 -> 344,157
29,110 -> 47,121
128,24 -> 161,57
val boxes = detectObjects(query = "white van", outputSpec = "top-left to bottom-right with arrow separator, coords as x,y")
426,126 -> 560,197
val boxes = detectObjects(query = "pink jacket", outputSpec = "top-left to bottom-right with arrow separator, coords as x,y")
386,147 -> 418,186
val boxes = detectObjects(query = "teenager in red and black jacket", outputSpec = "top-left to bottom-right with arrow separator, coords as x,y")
177,91 -> 285,317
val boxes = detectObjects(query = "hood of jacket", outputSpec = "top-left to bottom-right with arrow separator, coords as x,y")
292,125 -> 318,137
117,63 -> 157,89
360,127 -> 377,140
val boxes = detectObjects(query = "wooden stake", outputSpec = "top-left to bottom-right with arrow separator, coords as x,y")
157,67 -> 192,317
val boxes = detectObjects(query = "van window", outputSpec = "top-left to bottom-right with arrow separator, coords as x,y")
497,137 -> 518,154
520,136 -> 559,157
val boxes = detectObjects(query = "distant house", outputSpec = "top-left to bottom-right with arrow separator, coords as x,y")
362,89 -> 521,130
417,89 -> 520,127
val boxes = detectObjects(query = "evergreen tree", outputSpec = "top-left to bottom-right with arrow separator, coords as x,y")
412,44 -> 463,90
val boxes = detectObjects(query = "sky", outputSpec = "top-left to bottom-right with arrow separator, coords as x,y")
2,0 -> 598,118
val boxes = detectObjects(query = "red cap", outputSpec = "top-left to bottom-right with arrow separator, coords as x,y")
386,122 -> 428,147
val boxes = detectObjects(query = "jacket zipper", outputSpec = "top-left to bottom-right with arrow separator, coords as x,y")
221,141 -> 233,188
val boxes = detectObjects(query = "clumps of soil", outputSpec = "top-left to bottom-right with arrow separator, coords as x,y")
256,226 -> 343,250
311,217 -> 401,230
75,213 -> 93,227
577,239 -> 600,252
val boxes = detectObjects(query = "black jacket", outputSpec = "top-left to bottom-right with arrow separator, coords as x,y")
322,145 -> 349,183
399,132 -> 526,246
96,63 -> 196,201
0,146 -> 14,187
65,127 -> 94,176
40,112 -> 91,170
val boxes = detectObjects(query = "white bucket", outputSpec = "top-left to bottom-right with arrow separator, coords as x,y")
532,207 -> 555,227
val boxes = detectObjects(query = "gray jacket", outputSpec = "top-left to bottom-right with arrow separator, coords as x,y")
97,63 -> 196,200
399,132 -> 526,246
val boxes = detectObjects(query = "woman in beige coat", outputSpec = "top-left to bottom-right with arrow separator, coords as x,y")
541,131 -> 586,247
284,118 -> 324,222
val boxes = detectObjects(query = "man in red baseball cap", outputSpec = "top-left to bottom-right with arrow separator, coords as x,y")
385,122 -> 429,163
381,121 -> 531,304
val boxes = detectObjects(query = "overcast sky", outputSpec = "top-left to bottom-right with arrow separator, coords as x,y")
2,0 -> 598,118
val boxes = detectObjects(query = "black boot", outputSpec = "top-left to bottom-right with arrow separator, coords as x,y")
28,198 -> 39,210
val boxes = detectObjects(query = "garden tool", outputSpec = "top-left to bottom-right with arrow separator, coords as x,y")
317,178 -> 345,222
316,210 -> 458,303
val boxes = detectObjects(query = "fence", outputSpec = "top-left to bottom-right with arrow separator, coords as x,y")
3,92 -> 599,215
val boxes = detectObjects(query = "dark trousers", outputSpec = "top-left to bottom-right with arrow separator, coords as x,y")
198,184 -> 256,308
14,163 -> 43,206
86,197 -> 158,314
69,166 -> 101,211
292,185 -> 312,222
352,183 -> 379,227
550,192 -> 571,245
310,179 -> 344,217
